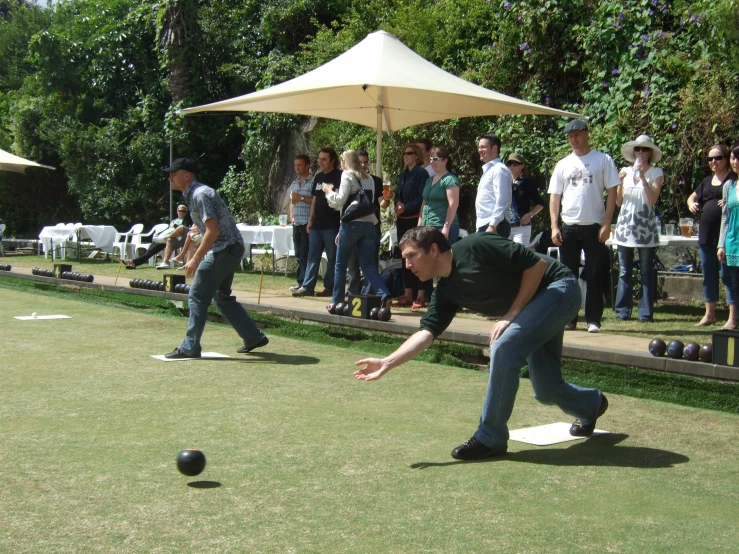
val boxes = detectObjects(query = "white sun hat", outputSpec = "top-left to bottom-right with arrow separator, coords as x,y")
621,134 -> 663,164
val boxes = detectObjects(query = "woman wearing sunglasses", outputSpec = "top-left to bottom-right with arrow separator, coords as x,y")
391,143 -> 430,308
504,153 -> 545,247
613,135 -> 664,322
717,143 -> 739,330
687,144 -> 737,327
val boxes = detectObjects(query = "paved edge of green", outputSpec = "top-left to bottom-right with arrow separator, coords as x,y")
2,274 -> 738,415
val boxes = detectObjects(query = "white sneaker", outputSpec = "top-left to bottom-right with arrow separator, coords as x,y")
587,323 -> 601,333
289,285 -> 301,292
156,262 -> 170,269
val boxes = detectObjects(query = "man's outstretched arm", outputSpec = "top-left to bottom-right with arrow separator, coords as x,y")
354,330 -> 435,381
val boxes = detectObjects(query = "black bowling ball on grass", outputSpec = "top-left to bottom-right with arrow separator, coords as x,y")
333,302 -> 344,315
176,449 -> 206,476
369,307 -> 380,320
343,303 -> 351,316
666,340 -> 685,359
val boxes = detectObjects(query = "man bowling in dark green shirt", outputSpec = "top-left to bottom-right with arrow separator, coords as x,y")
354,227 -> 608,460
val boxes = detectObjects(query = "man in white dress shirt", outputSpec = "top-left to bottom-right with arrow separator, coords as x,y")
475,134 -> 512,238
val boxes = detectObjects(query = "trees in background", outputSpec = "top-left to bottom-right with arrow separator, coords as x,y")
0,0 -> 737,236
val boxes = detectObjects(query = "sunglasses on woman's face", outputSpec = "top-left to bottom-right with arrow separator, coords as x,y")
708,155 -> 725,162
633,147 -> 651,153
429,156 -> 445,161
506,161 -> 523,167
403,151 -> 416,156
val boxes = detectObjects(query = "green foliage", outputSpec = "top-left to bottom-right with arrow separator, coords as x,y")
1,0 -> 738,235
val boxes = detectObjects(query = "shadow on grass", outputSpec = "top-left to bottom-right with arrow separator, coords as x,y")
187,481 -> 222,489
410,434 -> 690,469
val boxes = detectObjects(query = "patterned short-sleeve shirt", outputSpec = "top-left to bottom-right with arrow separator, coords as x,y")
183,180 -> 242,254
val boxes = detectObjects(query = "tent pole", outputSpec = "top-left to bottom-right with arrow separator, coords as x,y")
375,87 -> 383,177
169,137 -> 174,222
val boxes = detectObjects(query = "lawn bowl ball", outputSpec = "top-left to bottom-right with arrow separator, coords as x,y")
683,342 -> 700,361
184,285 -> 190,294
378,307 -> 391,322
158,282 -> 165,291
176,449 -> 206,476
369,307 -> 380,320
31,312 -> 37,319
333,302 -> 344,315
666,340 -> 685,359
87,275 -> 94,283
648,338 -> 667,357
699,343 -> 713,363
342,303 -> 351,316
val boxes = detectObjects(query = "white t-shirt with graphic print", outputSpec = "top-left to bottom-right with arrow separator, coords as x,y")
548,149 -> 621,226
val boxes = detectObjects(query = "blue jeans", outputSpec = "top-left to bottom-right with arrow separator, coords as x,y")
301,227 -> 338,293
699,243 -> 734,305
473,277 -> 603,449
332,221 -> 390,305
615,246 -> 656,320
180,243 -> 265,355
347,224 -> 381,296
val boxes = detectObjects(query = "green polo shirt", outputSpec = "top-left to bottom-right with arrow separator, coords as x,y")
421,173 -> 461,227
419,233 -> 573,337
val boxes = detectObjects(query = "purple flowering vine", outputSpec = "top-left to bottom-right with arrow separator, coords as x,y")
519,42 -> 528,51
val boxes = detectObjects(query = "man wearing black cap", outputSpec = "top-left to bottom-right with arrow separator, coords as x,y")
163,158 -> 268,358
548,120 -> 620,333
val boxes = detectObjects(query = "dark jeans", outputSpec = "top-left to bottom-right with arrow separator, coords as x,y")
477,219 -> 511,238
132,242 -> 165,267
292,224 -> 310,286
301,227 -> 338,293
559,223 -> 606,326
397,217 -> 420,292
348,224 -> 381,296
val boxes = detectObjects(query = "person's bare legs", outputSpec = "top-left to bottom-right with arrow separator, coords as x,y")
722,304 -> 738,330
172,234 -> 192,264
696,301 -> 717,327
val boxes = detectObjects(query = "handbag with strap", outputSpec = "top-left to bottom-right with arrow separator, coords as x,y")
341,174 -> 375,222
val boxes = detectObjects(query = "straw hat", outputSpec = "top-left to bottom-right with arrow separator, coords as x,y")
621,134 -> 662,164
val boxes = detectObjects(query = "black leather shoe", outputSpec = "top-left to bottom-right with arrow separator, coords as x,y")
315,289 -> 333,297
451,437 -> 507,460
570,394 -> 609,437
237,336 -> 269,354
165,347 -> 201,359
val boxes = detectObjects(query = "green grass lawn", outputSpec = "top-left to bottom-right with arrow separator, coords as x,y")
1,288 -> 738,553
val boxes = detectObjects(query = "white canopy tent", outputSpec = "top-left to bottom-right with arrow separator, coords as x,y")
0,147 -> 55,174
183,30 -> 583,174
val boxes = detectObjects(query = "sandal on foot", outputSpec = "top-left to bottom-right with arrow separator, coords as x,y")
695,317 -> 716,327
392,297 -> 413,308
411,300 -> 426,310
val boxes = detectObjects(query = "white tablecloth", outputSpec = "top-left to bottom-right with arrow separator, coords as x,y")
606,235 -> 699,248
236,224 -> 294,259
39,224 -> 118,257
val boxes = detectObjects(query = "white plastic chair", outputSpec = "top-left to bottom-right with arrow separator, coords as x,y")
133,223 -> 170,265
458,228 -> 469,240
112,224 -> 144,259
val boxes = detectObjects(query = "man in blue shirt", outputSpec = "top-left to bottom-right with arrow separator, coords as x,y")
163,158 -> 268,359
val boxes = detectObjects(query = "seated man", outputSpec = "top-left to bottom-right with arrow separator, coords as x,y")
123,205 -> 192,269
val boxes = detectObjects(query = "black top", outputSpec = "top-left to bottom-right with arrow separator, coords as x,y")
395,164 -> 428,218
419,233 -> 573,337
511,176 -> 545,221
370,174 -> 383,223
694,172 -> 737,246
311,168 -> 342,230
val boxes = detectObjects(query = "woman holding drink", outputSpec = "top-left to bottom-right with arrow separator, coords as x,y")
687,144 -> 737,327
613,135 -> 664,322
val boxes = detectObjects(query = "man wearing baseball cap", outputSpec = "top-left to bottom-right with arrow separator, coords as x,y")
163,157 -> 268,358
548,120 -> 620,333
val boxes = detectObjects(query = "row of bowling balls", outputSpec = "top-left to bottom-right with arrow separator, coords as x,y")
0,263 -> 11,271
327,302 -> 392,321
32,267 -> 57,277
60,271 -> 94,283
649,338 -> 712,362
130,279 -> 165,291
